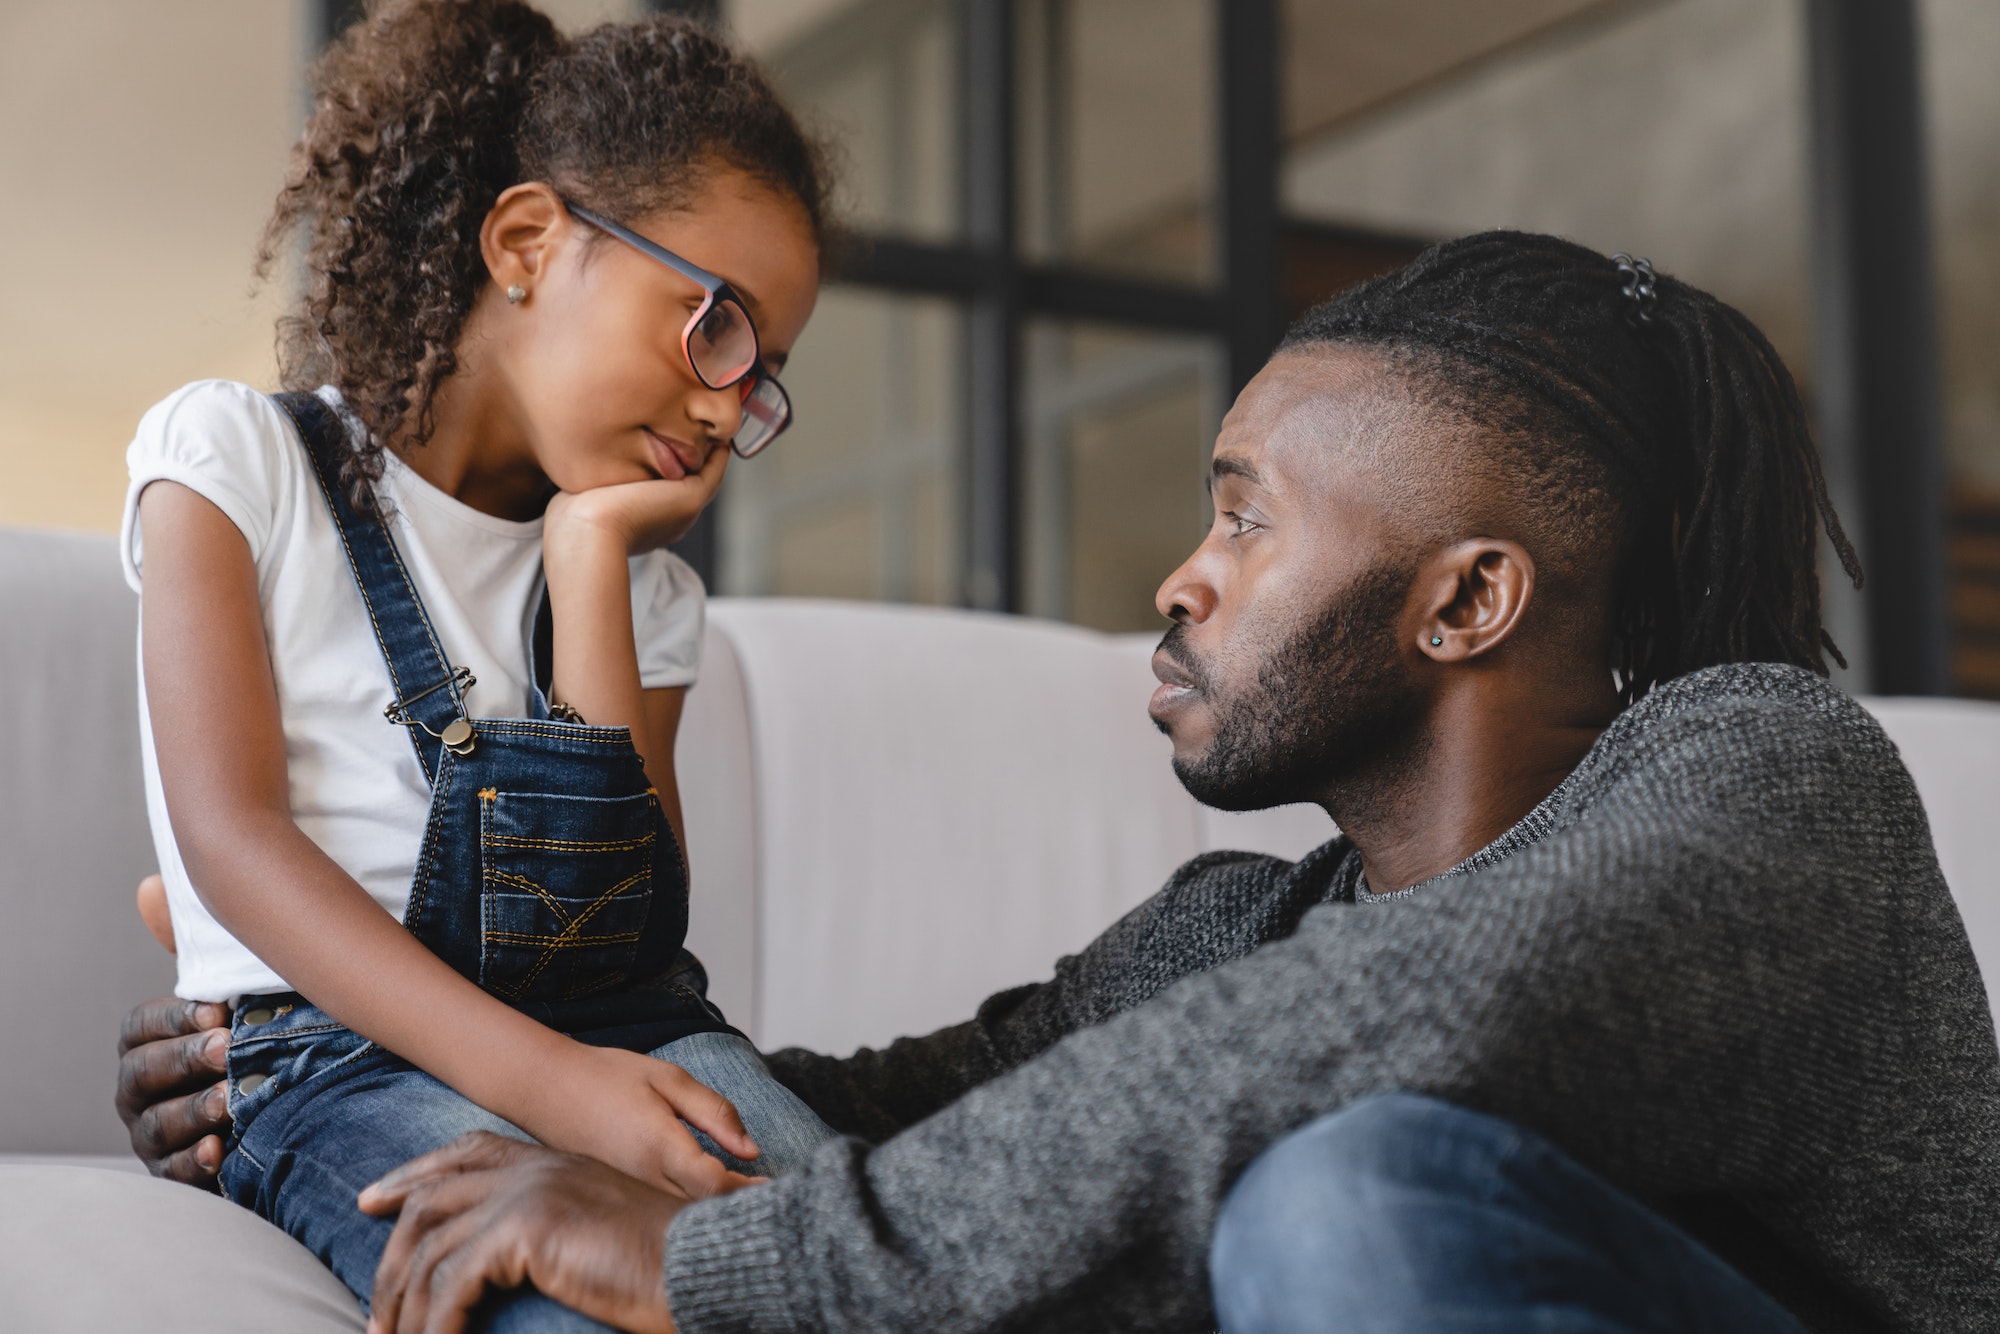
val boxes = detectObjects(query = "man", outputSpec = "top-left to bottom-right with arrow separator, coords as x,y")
118,232 -> 2000,1333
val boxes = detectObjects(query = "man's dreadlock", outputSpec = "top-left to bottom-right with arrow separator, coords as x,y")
1282,230 -> 1863,703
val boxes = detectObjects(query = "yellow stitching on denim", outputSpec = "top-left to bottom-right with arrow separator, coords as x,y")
483,930 -> 643,946
471,722 -> 635,744
480,720 -> 629,734
483,833 -> 655,852
479,788 -> 498,801
483,864 -> 650,918
507,868 -> 651,994
407,749 -> 455,927
479,862 -> 650,946
309,402 -> 468,738
537,868 -> 648,940
486,868 -> 576,926
365,473 -> 461,707
279,397 -> 447,783
280,401 -> 412,696
654,789 -> 688,881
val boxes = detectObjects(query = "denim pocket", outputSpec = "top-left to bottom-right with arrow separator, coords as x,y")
477,787 -> 660,1002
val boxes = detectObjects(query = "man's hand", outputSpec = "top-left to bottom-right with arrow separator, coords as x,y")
360,1131 -> 690,1334
116,995 -> 233,1185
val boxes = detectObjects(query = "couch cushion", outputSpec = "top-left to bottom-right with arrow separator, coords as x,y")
0,530 -> 173,1154
0,1165 -> 362,1331
712,601 -> 1214,1055
676,621 -> 759,1034
679,605 -> 1337,1056
1865,696 -> 2000,1035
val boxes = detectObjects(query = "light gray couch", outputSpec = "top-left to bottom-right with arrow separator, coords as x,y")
3,524 -> 1996,1330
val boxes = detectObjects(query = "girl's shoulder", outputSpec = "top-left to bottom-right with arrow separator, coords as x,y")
128,379 -> 308,487
123,381 -> 320,586
135,377 -> 296,438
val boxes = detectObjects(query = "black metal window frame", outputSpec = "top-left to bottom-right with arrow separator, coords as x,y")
1806,0 -> 1950,695
328,0 -> 1951,695
318,0 -> 1281,615
817,0 -> 1280,613
316,0 -> 1284,613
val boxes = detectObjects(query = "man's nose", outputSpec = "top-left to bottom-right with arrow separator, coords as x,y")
1156,553 -> 1218,625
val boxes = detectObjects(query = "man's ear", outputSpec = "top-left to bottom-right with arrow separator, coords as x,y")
1413,538 -> 1535,663
480,182 -> 568,297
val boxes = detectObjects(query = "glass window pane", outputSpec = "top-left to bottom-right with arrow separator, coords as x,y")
1922,0 -> 2000,697
731,0 -> 961,243
536,0 -> 643,29
1018,0 -> 1220,286
1281,0 -> 1851,663
719,289 -> 964,604
1024,322 -> 1226,632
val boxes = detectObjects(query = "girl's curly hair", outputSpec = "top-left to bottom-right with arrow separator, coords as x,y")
259,0 -> 831,509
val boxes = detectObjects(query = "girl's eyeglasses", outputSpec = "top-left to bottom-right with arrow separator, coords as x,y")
562,199 -> 793,459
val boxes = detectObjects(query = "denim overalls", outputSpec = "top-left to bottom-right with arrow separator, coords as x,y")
216,393 -> 833,1324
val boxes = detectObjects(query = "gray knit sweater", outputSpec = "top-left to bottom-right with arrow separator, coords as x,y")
663,663 -> 2000,1332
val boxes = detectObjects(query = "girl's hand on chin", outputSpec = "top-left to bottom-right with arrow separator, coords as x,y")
544,441 -> 730,556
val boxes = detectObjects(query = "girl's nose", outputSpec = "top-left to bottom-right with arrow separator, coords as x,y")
684,380 -> 744,448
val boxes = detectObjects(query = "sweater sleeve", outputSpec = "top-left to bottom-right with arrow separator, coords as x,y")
760,850 -> 1324,1142
665,691 -> 1921,1333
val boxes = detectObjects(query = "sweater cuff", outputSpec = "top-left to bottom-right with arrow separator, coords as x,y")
664,1181 -> 814,1333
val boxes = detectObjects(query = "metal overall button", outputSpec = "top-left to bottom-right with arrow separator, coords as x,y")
237,1073 -> 269,1095
440,718 -> 477,756
385,668 -> 479,755
241,1006 -> 275,1026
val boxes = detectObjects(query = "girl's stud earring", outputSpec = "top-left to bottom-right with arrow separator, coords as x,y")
1430,636 -> 1444,647
506,285 -> 527,305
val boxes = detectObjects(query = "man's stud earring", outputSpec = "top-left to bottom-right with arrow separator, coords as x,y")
1430,636 -> 1444,647
506,285 -> 527,305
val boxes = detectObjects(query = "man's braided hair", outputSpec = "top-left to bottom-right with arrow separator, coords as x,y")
1283,230 -> 1863,703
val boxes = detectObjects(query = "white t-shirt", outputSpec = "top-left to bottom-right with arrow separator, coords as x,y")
122,380 -> 706,1003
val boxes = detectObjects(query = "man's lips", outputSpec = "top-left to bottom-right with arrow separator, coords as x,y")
644,428 -> 706,481
1149,648 -> 1200,717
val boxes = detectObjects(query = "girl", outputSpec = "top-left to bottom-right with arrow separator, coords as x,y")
125,2 -> 835,1325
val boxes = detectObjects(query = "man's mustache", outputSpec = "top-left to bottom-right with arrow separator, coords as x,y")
1156,623 -> 1210,694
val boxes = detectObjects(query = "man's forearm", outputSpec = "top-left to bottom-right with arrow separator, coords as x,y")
763,1003 -> 1020,1141
764,850 -> 1306,1142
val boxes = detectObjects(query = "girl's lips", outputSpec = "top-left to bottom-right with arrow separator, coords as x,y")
644,428 -> 704,481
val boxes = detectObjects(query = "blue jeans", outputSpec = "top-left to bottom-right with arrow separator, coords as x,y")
221,1023 -> 838,1333
1210,1095 -> 1810,1333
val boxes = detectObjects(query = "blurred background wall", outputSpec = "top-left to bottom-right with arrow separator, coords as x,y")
3,0 -> 1993,695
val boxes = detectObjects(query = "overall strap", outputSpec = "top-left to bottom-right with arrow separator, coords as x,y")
272,391 -> 470,784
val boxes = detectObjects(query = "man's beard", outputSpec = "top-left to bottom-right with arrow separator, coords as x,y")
1160,561 -> 1423,812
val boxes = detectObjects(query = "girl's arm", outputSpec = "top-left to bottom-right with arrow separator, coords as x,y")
540,519 -> 688,853
540,446 -> 728,854
138,482 -> 751,1196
